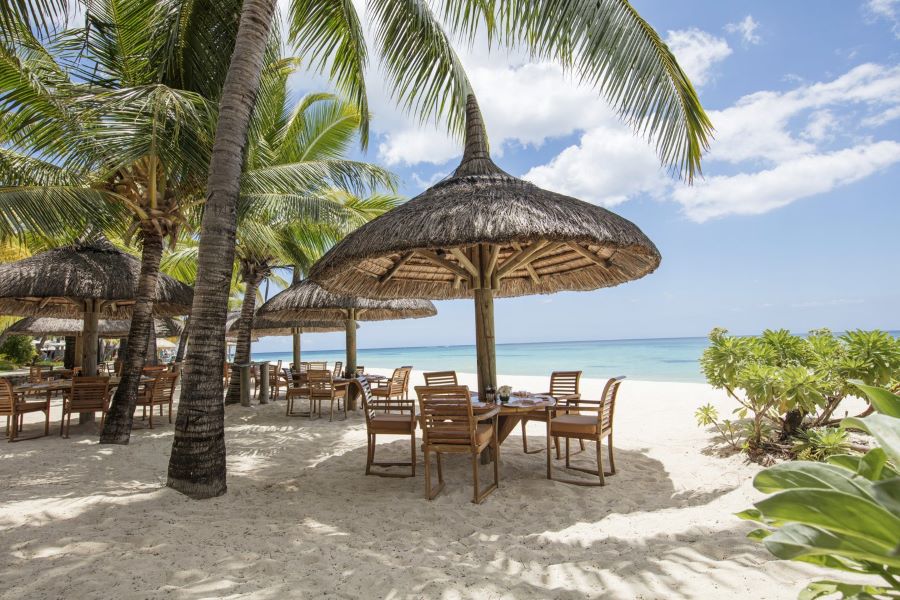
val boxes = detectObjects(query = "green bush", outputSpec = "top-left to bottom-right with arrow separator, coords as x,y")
0,335 -> 37,365
700,328 -> 900,455
738,382 -> 900,599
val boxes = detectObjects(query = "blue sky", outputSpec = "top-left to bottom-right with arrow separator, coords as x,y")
255,0 -> 900,354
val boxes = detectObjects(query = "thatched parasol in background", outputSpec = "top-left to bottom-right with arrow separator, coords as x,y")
6,316 -> 184,338
309,95 -> 661,396
225,311 -> 350,365
0,238 -> 193,376
256,279 -> 436,376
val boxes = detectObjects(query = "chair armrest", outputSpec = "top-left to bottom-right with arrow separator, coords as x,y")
557,400 -> 601,414
475,406 -> 501,421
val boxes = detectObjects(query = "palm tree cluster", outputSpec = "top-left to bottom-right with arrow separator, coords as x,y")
3,0 -> 711,499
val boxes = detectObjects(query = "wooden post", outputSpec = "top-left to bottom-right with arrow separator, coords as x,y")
258,362 -> 270,405
292,327 -> 301,368
239,364 -> 251,407
74,335 -> 83,368
345,310 -> 358,409
473,244 -> 497,399
80,300 -> 100,423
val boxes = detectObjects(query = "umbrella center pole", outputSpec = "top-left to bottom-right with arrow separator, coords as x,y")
80,299 -> 101,424
292,327 -> 301,369
473,244 -> 497,399
345,310 -> 356,378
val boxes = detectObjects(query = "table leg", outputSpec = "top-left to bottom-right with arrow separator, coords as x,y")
480,414 -> 522,464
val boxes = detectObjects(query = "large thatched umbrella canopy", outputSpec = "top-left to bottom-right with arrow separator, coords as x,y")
225,311 -> 350,365
0,238 -> 193,375
256,279 -> 436,375
310,95 -> 661,396
6,316 -> 184,338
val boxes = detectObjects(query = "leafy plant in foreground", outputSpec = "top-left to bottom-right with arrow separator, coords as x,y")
737,382 -> 900,599
792,427 -> 851,462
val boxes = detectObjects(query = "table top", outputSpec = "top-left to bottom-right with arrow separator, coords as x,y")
471,393 -> 556,414
13,375 -> 155,393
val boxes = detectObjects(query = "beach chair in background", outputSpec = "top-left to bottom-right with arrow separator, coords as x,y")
546,376 -> 624,486
61,376 -> 111,438
372,367 -> 410,402
522,371 -> 582,455
308,369 -> 347,421
285,369 -> 312,417
415,385 -> 500,504
270,360 -> 291,400
136,372 -> 178,428
332,361 -> 343,378
423,371 -> 458,386
360,376 -> 417,477
1,378 -> 50,441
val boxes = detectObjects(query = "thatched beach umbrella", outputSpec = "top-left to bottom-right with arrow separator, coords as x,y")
256,279 -> 436,376
225,311 -> 349,364
309,95 -> 661,396
6,316 -> 183,339
0,238 -> 193,376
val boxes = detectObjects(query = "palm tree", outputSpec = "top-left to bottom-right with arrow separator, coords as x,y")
169,0 -> 713,498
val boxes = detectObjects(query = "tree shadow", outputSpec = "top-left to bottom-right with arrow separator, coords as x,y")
0,402 -> 812,599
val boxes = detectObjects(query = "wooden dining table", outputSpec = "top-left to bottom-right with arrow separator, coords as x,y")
470,393 -> 557,446
13,375 -> 156,421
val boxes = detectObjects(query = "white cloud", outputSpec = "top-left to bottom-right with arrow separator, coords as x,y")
664,29 -> 732,87
524,127 -> 668,207
672,142 -> 900,221
725,15 -> 762,45
802,110 -> 837,142
867,0 -> 900,37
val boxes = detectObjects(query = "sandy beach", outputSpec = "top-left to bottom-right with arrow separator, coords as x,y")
0,369 -> 832,599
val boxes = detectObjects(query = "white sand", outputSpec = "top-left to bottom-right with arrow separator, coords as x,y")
0,369 -> 834,599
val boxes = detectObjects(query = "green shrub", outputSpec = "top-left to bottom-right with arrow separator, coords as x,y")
700,328 -> 900,455
0,335 -> 37,365
738,382 -> 900,599
792,427 -> 851,462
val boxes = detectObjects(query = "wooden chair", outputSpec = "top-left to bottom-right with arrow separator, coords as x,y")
1,378 -> 50,442
423,371 -> 458,386
136,372 -> 178,428
61,376 -> 111,438
28,366 -> 44,384
355,365 -> 365,375
285,371 -> 312,417
360,376 -> 416,477
373,367 -> 411,402
142,365 -> 167,376
308,361 -> 327,371
546,376 -> 624,486
332,361 -> 343,379
308,369 -> 347,421
522,371 -> 582,455
415,385 -> 500,504
269,360 -> 290,400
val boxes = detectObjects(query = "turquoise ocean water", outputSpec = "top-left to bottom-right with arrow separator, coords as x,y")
251,337 -> 712,383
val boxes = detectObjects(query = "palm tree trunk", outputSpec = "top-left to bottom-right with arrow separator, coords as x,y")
175,317 -> 190,362
64,336 -> 75,369
167,0 -> 277,499
99,230 -> 164,444
224,271 -> 262,405
146,320 -> 158,366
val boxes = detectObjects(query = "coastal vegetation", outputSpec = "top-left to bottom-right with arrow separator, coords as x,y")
698,328 -> 900,461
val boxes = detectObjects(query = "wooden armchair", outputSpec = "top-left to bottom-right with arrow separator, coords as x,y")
547,376 -> 624,486
1,378 -> 50,442
61,376 -> 111,438
308,369 -> 347,421
142,365 -> 168,376
373,367 -> 411,401
136,372 -> 178,428
360,376 -> 417,477
285,370 -> 312,417
269,360 -> 291,400
423,371 -> 458,386
522,370 -> 582,454
415,385 -> 500,504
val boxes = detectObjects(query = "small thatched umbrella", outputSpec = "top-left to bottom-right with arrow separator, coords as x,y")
309,95 -> 661,396
256,279 -> 436,376
225,311 -> 349,363
6,316 -> 183,338
0,238 -> 193,376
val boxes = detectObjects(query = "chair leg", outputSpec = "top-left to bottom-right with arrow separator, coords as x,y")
492,432 -> 500,488
148,404 -> 154,429
597,440 -> 605,486
8,413 -> 16,442
365,434 -> 374,475
565,437 -> 570,468
169,400 -> 173,424
471,451 -> 480,504
44,407 -> 50,436
555,436 -> 561,459
521,419 -> 528,453
546,421 -> 553,480
410,433 -> 416,477
607,434 -> 616,475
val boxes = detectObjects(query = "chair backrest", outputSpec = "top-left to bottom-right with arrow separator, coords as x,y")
385,367 -> 408,395
549,371 -> 582,398
307,369 -> 335,397
597,376 -> 625,434
355,365 -> 365,375
114,360 -> 124,376
147,372 -> 179,403
308,361 -> 327,371
69,376 -> 110,411
415,385 -> 476,446
143,365 -> 167,374
28,366 -> 43,383
297,362 -> 310,373
68,367 -> 82,378
0,378 -> 16,414
423,371 -> 457,386
332,361 -> 343,378
97,362 -> 109,375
